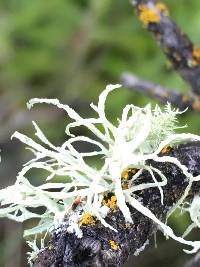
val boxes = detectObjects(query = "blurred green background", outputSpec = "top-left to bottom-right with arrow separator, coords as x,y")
0,0 -> 200,266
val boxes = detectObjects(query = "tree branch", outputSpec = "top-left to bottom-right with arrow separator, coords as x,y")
130,0 -> 200,96
32,142 -> 200,267
121,72 -> 200,112
184,251 -> 200,267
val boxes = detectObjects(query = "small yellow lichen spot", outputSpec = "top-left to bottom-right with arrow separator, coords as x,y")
121,170 -> 129,180
161,145 -> 171,154
102,199 -> 107,205
121,168 -> 138,180
191,47 -> 200,67
121,168 -> 138,190
102,194 -> 118,210
156,2 -> 169,16
193,47 -> 200,60
109,240 -> 118,251
79,212 -> 96,226
138,4 -> 160,26
107,196 -> 117,209
191,59 -> 198,67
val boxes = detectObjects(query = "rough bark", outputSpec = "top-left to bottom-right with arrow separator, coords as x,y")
121,1 -> 200,112
132,0 -> 200,95
32,142 -> 200,267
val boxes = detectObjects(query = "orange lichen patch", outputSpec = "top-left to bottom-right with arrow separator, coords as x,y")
138,4 -> 160,26
79,212 -> 96,226
102,194 -> 117,210
156,2 -> 169,16
191,59 -> 198,67
192,99 -> 200,111
191,47 -> 200,67
109,240 -> 119,251
121,169 -> 129,180
121,168 -> 138,180
193,47 -> 200,60
121,168 -> 138,190
161,145 -> 171,154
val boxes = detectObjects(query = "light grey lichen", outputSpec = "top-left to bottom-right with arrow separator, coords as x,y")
1,84 -> 200,260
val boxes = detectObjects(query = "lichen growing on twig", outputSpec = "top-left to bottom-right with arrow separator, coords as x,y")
1,85 -> 200,265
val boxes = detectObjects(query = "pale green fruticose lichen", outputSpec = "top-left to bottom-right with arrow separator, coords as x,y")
1,84 -> 200,262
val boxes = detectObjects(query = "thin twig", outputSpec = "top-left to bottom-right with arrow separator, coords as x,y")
130,0 -> 200,95
121,72 -> 200,112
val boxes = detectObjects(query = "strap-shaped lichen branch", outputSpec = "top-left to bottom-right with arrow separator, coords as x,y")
1,85 -> 200,267
32,142 -> 200,267
121,72 -> 200,112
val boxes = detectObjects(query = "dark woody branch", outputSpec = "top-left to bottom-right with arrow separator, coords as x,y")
184,252 -> 200,267
33,142 -> 200,267
130,0 -> 200,95
121,72 -> 200,112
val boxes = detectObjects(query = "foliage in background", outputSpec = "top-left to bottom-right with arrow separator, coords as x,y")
0,0 -> 200,266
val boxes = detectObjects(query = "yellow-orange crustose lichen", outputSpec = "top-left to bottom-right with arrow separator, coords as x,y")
102,195 -> 117,210
156,2 -> 169,16
191,47 -> 200,67
138,4 -> 160,26
121,168 -> 138,180
160,145 -> 171,154
193,47 -> 200,59
109,240 -> 119,251
191,60 -> 198,67
79,212 -> 96,226
121,168 -> 138,189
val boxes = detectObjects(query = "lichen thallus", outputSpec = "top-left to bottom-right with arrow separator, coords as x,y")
1,84 -> 200,264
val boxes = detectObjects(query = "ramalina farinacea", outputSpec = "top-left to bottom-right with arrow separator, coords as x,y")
1,84 -> 200,263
